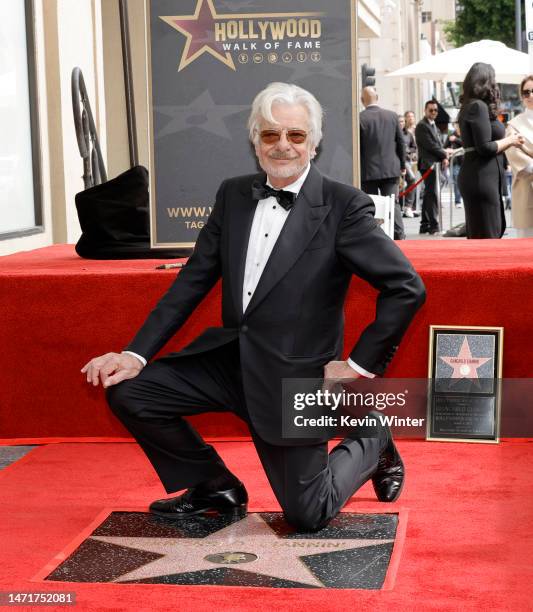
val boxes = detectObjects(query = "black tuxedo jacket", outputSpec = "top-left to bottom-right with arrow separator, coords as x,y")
415,118 -> 447,170
359,106 -> 405,181
125,164 -> 425,445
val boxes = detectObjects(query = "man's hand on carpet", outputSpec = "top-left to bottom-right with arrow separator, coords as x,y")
81,352 -> 143,388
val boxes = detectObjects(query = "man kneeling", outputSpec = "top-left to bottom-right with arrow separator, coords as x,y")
82,82 -> 425,532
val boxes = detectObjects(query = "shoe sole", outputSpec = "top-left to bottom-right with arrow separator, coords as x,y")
150,504 -> 248,520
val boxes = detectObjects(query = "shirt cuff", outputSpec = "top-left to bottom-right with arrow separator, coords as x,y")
122,351 -> 147,367
347,358 -> 375,378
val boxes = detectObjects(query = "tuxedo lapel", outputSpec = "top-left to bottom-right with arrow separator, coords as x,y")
228,174 -> 262,319
244,164 -> 331,317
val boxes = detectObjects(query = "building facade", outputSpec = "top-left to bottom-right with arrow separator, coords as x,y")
358,0 -> 456,115
0,0 -> 454,255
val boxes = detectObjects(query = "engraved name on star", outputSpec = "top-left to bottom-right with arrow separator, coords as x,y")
439,336 -> 492,379
92,513 -> 393,587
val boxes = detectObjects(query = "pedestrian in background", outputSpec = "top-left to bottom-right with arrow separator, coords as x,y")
505,74 -> 533,237
415,100 -> 449,235
359,86 -> 406,239
458,62 -> 524,239
444,123 -> 463,208
404,110 -> 416,136
398,114 -> 419,218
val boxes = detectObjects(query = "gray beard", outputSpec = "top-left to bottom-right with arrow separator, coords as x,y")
261,160 -> 308,179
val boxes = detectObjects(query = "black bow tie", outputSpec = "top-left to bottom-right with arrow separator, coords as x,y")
251,180 -> 297,211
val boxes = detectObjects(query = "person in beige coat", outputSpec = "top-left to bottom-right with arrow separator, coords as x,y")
506,75 -> 533,237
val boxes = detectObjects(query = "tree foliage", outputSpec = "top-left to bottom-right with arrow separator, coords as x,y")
444,0 -> 524,48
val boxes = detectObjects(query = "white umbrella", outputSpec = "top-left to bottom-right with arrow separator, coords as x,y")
386,40 -> 529,84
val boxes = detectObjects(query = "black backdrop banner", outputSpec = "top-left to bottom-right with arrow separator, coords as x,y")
146,0 -> 357,248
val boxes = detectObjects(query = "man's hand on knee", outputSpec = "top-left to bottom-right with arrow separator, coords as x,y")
322,360 -> 361,396
81,352 -> 143,388
324,360 -> 361,381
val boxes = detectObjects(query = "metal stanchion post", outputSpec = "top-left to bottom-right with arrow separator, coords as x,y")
449,155 -> 454,230
436,163 -> 442,230
414,162 -> 420,213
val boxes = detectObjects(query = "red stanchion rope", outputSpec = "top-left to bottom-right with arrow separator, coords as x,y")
398,166 -> 434,198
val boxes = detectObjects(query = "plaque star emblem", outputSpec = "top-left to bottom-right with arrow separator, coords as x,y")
439,336 -> 492,380
160,0 -> 235,71
92,513 -> 393,587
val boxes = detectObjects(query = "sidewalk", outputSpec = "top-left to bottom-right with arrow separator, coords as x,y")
402,186 -> 516,239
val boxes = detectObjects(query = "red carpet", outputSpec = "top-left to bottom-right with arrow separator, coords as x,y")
1,440 -> 532,610
1,241 -> 533,441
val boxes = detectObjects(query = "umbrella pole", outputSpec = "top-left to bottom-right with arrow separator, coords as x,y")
516,0 -> 522,52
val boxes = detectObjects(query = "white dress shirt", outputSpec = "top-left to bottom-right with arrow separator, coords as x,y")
242,166 -> 309,311
125,164 -> 374,378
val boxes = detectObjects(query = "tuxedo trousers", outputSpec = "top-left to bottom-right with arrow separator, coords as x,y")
106,341 -> 383,531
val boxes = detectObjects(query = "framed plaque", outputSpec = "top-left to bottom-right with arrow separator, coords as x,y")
426,325 -> 503,443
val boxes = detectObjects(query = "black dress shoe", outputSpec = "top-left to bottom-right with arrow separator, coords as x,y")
149,483 -> 248,520
372,428 -> 405,503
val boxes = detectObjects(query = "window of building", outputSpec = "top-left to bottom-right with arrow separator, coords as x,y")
0,0 -> 42,239
421,11 -> 432,23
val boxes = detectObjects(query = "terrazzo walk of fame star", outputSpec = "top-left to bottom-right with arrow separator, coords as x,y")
44,511 -> 400,589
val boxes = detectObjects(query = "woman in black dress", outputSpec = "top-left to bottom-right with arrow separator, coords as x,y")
458,62 -> 524,238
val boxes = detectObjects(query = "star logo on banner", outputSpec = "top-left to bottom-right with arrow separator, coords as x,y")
154,90 -> 249,140
439,336 -> 492,380
92,514 -> 393,587
160,0 -> 235,71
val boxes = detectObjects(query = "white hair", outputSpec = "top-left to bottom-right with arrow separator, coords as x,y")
248,82 -> 323,149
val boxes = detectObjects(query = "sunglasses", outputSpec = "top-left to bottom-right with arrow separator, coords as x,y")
259,128 -> 308,144
428,108 -> 438,113
522,89 -> 533,97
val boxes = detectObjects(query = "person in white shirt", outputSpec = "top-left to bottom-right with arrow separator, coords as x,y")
506,75 -> 533,237
81,82 -> 425,532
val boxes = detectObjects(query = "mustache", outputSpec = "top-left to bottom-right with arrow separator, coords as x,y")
268,152 -> 299,160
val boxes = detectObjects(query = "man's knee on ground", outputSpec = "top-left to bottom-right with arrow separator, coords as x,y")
283,502 -> 328,533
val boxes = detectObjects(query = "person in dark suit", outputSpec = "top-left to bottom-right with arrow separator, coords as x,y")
398,114 -> 419,217
458,62 -> 524,239
415,100 -> 449,235
82,83 -> 425,532
359,87 -> 406,239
